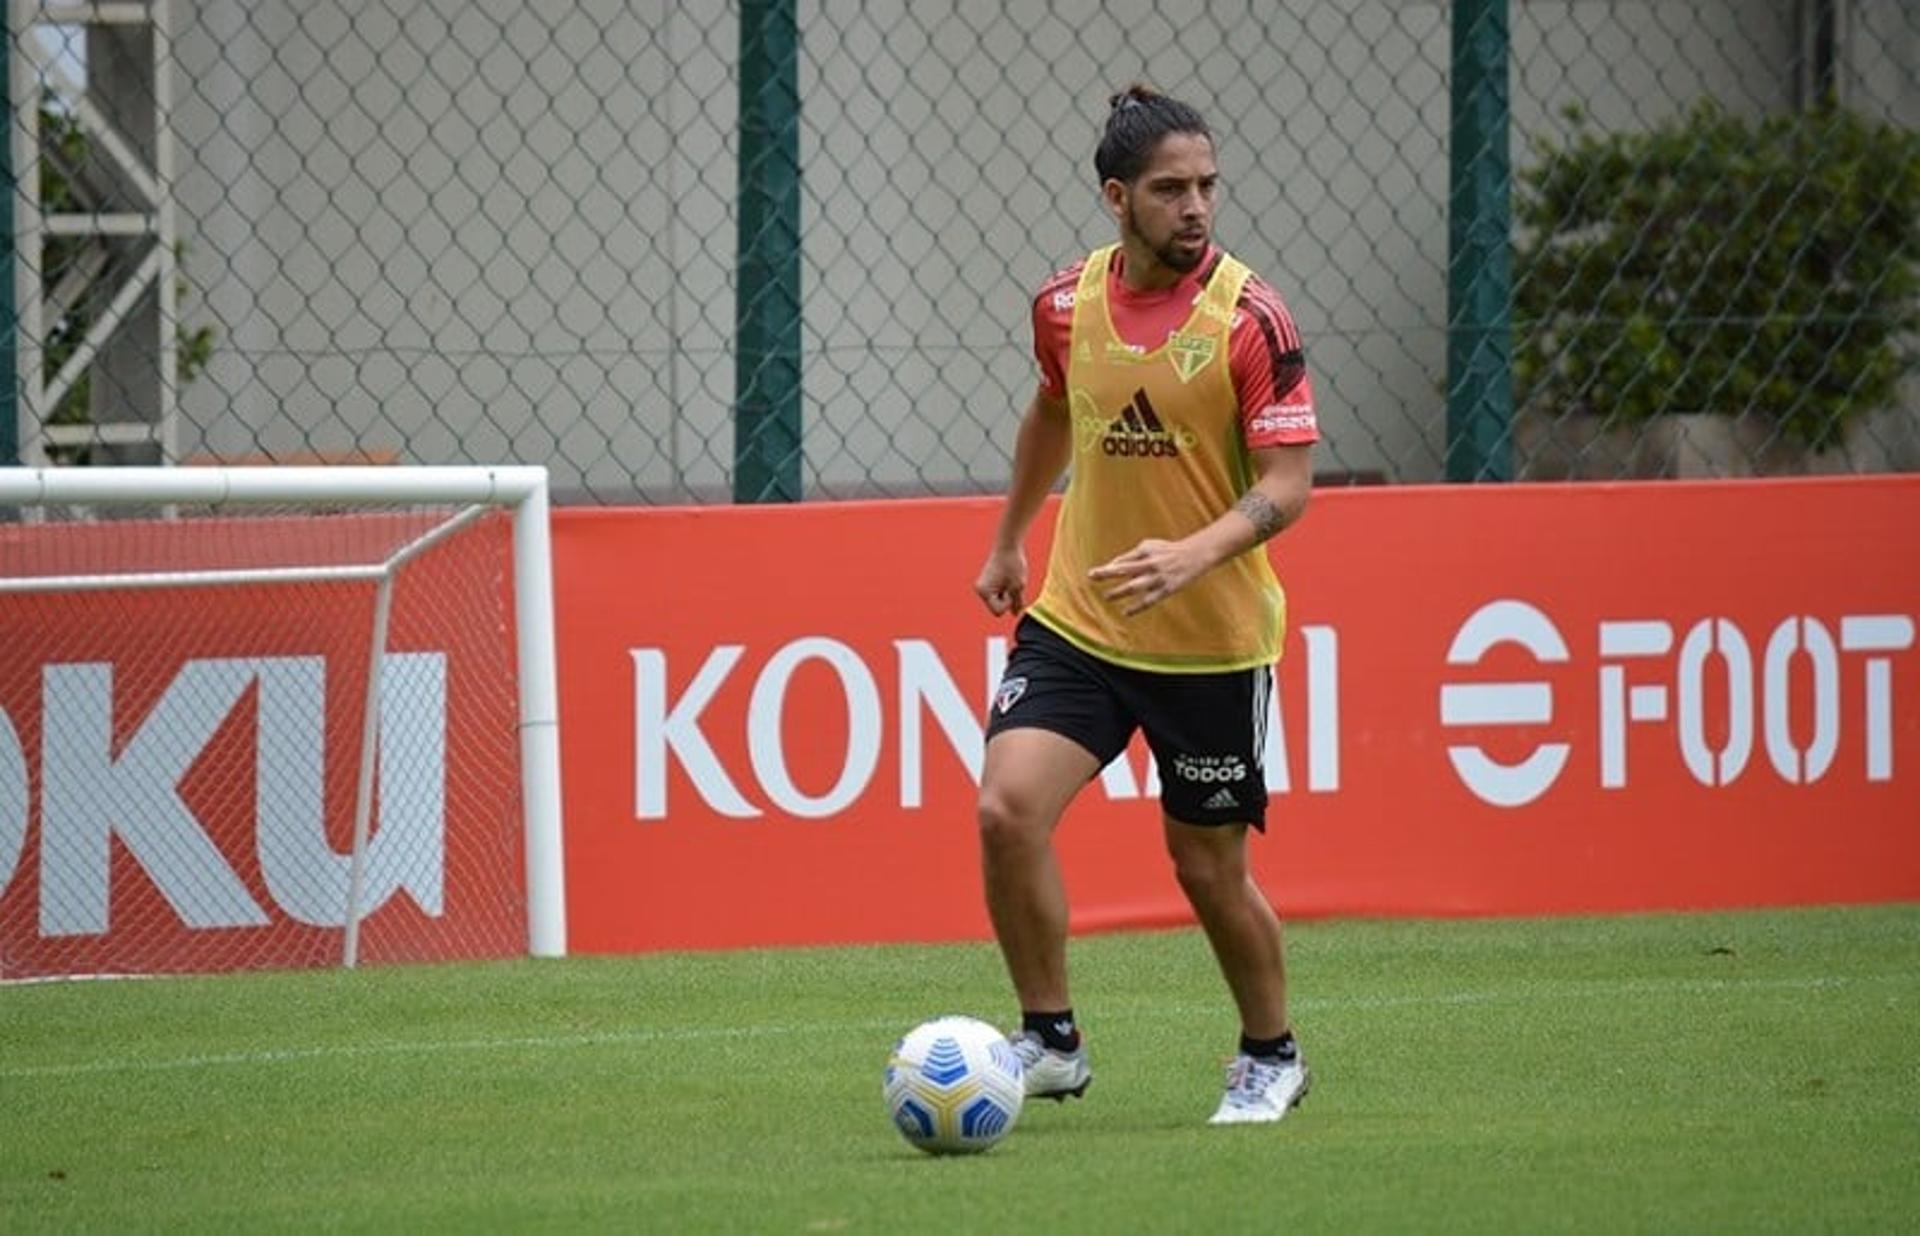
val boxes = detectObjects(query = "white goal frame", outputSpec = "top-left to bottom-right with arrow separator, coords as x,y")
0,465 -> 567,962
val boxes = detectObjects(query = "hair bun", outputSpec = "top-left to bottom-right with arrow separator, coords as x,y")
1092,84 -> 1208,185
1108,82 -> 1161,112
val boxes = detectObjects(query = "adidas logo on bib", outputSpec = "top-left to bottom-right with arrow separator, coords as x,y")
1100,389 -> 1195,458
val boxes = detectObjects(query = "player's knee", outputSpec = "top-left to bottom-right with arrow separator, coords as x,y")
977,785 -> 1048,854
1168,838 -> 1245,903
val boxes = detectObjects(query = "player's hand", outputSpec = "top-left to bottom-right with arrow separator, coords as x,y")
1088,538 -> 1205,617
975,547 -> 1027,616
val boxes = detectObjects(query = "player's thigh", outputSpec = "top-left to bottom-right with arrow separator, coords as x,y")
980,617 -> 1132,832
979,726 -> 1105,835
1131,663 -> 1272,830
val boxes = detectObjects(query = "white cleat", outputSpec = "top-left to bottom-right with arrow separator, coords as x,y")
1208,1053 -> 1310,1126
1006,1029 -> 1092,1101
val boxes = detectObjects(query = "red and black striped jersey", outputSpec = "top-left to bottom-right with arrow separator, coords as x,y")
1030,245 -> 1318,449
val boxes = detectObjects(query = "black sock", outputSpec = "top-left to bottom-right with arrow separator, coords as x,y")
1240,1030 -> 1297,1062
1022,1009 -> 1080,1052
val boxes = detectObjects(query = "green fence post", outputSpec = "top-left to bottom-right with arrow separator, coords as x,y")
1810,0 -> 1837,105
734,0 -> 802,503
0,43 -> 17,470
1446,0 -> 1513,482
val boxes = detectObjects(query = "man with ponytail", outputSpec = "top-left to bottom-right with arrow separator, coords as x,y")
974,84 -> 1319,1127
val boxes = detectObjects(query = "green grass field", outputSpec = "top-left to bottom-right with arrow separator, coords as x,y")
4,904 -> 1918,1233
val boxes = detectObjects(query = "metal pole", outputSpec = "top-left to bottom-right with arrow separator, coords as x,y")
1811,0 -> 1838,106
733,0 -> 802,503
0,18 -> 17,469
1445,0 -> 1514,483
512,478 -> 566,958
341,571 -> 395,970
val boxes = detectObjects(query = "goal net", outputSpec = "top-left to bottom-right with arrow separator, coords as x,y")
0,466 -> 564,979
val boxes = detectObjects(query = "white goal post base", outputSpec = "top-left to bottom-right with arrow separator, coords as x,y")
0,465 -> 566,966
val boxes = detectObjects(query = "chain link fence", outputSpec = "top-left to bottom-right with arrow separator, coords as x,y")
8,0 -> 1916,501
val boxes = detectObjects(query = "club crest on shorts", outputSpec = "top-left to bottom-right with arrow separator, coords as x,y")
994,676 -> 1028,714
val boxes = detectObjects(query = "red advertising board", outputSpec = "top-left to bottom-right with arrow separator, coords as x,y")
556,477 -> 1920,954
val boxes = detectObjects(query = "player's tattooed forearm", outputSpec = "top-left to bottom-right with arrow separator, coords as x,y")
1233,490 -> 1287,542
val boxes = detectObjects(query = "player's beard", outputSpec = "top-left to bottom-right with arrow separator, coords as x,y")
1124,196 -> 1208,274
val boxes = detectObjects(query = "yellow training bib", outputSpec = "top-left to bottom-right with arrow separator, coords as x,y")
1028,246 -> 1286,672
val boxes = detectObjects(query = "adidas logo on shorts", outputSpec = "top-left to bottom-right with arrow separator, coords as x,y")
1201,787 -> 1239,811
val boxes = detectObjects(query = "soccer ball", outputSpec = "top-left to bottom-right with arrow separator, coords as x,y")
883,1015 -> 1025,1155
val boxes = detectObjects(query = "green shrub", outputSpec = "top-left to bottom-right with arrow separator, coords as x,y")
1513,102 -> 1920,451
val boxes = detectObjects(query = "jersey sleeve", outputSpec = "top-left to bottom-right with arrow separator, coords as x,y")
1030,264 -> 1082,402
1231,276 -> 1319,448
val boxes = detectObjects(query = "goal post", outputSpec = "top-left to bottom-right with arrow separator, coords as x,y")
0,465 -> 566,977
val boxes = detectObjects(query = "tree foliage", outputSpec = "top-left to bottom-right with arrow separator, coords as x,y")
1513,102 -> 1920,450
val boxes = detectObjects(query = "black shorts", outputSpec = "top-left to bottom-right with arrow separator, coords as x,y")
984,615 -> 1273,828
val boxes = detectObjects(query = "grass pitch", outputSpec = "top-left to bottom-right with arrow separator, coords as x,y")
4,904 -> 1918,1233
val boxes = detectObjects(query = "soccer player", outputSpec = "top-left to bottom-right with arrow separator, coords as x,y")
973,84 -> 1318,1126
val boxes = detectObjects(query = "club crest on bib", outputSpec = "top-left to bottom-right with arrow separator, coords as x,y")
994,676 -> 1028,714
1166,330 -> 1217,383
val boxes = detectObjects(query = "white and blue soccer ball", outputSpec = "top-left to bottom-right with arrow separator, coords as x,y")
883,1015 -> 1025,1155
